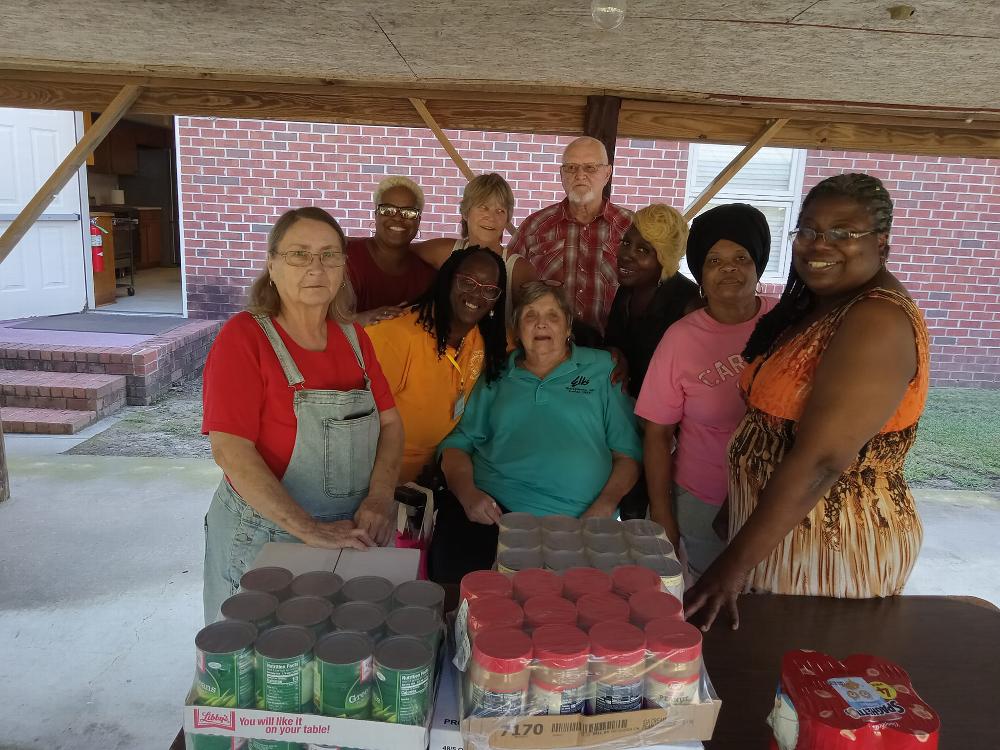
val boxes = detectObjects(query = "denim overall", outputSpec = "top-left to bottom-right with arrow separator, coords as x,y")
202,316 -> 380,622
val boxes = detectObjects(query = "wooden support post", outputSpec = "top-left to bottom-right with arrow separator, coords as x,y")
0,83 -> 143,264
584,95 -> 622,201
683,118 -> 789,221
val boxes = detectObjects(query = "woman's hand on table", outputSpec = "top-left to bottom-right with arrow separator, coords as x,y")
354,494 -> 397,546
684,556 -> 746,631
458,488 -> 503,525
299,519 -> 374,550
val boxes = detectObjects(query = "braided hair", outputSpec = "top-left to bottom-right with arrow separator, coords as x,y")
411,245 -> 509,383
742,173 -> 894,362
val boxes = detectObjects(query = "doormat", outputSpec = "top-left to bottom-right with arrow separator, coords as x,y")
10,313 -> 185,335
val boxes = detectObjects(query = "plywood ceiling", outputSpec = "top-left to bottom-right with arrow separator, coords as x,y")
2,0 -> 998,112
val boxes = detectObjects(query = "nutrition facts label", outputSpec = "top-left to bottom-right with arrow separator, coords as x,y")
592,680 -> 643,713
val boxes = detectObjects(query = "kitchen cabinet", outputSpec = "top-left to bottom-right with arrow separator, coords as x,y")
137,209 -> 162,269
92,126 -> 138,175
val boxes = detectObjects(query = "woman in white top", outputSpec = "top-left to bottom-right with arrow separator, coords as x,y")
415,173 -> 537,323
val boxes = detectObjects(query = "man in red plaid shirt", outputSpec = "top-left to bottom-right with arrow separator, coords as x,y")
509,136 -> 633,334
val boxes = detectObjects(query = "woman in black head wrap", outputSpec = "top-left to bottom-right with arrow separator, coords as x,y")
635,203 -> 775,579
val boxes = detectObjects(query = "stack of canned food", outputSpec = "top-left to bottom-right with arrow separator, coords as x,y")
495,513 -> 684,599
459,557 -> 703,719
190,569 -> 445,750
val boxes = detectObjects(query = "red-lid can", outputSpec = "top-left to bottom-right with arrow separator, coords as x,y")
512,568 -> 563,602
575,592 -> 629,631
532,624 -> 589,670
562,567 -> 613,602
629,590 -> 683,628
460,570 -> 513,603
589,621 -> 646,666
523,595 -> 577,630
611,564 -> 662,598
472,627 -> 533,674
645,619 -> 703,663
468,596 -> 524,639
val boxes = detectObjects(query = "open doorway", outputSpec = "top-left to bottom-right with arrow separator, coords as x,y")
87,114 -> 183,315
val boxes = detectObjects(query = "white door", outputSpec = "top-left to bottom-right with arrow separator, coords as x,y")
0,108 -> 88,319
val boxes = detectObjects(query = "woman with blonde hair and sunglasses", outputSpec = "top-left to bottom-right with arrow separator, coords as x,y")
201,207 -> 403,623
347,175 -> 438,326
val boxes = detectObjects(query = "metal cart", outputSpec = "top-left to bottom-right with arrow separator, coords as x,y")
112,216 -> 137,296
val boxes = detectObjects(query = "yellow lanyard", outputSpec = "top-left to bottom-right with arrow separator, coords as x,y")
445,350 -> 465,392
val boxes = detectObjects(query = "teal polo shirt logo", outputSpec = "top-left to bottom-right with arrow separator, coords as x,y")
567,375 -> 594,394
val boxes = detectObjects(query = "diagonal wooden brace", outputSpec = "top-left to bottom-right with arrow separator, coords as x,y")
0,83 -> 144,264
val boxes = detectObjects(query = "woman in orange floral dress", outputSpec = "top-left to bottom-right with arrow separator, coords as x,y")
686,173 -> 929,630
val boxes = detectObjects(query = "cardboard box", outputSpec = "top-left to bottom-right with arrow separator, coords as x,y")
183,544 -> 426,749
432,659 -> 707,750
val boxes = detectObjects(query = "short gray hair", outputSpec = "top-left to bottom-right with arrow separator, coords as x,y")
511,281 -> 574,335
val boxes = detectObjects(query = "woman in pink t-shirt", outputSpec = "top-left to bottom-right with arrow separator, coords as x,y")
636,203 -> 775,578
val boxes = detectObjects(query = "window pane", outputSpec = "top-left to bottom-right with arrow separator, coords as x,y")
691,144 -> 796,195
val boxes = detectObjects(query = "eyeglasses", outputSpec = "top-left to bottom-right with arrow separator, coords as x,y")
376,204 -> 422,221
559,163 -> 608,175
276,250 -> 346,268
455,273 -> 502,301
789,228 -> 878,245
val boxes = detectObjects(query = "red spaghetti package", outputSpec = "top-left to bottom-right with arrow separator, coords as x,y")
768,650 -> 939,749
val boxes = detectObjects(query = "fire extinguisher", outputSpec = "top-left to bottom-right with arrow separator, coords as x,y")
90,217 -> 107,273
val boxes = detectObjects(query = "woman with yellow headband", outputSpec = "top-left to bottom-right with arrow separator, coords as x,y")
604,204 -> 698,520
604,204 -> 699,399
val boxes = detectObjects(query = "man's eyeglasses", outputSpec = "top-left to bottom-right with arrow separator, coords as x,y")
455,273 -> 502,301
276,250 -> 346,268
789,228 -> 878,245
559,163 -> 608,176
376,204 -> 422,221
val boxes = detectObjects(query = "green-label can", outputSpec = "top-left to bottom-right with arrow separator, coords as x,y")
371,636 -> 433,725
188,734 -> 247,750
221,591 -> 280,632
313,631 -> 373,718
276,595 -> 334,638
250,625 -> 315,750
195,620 -> 258,708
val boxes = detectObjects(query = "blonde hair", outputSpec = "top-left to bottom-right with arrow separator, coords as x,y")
632,204 -> 689,280
511,282 -> 573,339
459,173 -> 515,237
246,207 -> 355,323
374,175 -> 425,210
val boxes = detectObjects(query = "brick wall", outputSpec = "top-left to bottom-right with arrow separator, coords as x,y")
177,118 -> 999,387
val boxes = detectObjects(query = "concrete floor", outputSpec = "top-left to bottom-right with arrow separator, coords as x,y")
101,267 -> 183,315
0,431 -> 997,750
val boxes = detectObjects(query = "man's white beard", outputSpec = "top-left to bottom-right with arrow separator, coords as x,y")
568,188 -> 598,205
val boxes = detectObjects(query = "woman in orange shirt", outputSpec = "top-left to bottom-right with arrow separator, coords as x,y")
367,245 -> 509,483
686,173 -> 930,630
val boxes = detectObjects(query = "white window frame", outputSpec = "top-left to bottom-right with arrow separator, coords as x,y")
684,144 -> 807,283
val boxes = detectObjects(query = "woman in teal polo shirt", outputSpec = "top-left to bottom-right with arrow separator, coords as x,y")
428,282 -> 642,582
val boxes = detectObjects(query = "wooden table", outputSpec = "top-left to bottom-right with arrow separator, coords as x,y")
701,594 -> 999,749
171,595 -> 998,749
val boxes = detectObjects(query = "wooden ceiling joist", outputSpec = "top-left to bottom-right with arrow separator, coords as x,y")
0,69 -> 998,159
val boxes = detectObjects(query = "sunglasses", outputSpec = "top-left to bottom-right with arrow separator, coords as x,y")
456,273 -> 502,301
520,279 -> 563,289
376,204 -> 421,221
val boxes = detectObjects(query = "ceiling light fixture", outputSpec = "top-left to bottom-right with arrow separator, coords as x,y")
591,0 -> 626,30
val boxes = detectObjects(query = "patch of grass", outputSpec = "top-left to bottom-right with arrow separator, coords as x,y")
905,387 -> 1000,490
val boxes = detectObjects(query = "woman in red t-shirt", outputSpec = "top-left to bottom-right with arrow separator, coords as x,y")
201,206 -> 404,623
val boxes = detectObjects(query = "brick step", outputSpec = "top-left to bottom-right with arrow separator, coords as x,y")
1,406 -> 99,435
0,370 -> 126,418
